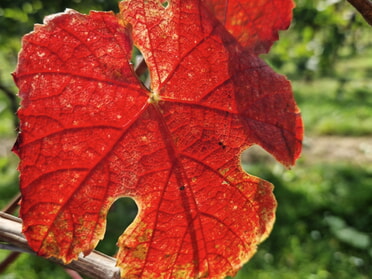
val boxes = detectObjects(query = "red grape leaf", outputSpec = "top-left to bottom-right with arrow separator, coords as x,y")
13,9 -> 145,263
201,0 -> 295,54
13,1 -> 302,278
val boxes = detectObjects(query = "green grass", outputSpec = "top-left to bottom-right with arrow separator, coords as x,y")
0,253 -> 71,279
0,94 -> 17,137
0,155 -> 18,209
293,77 -> 372,136
288,45 -> 372,137
263,39 -> 372,137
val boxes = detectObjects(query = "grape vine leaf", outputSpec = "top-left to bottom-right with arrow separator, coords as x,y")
13,0 -> 302,278
201,0 -> 295,54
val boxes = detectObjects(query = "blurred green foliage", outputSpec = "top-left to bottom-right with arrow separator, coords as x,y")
1,0 -> 372,278
233,162 -> 372,279
267,0 -> 371,79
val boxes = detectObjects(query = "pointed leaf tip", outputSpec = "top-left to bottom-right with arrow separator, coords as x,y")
202,0 -> 295,54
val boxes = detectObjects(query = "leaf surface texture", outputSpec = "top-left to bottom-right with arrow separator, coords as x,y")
13,1 -> 302,278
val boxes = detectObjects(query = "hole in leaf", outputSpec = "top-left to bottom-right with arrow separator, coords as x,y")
132,46 -> 151,90
96,197 -> 138,256
241,145 -> 278,178
161,1 -> 169,8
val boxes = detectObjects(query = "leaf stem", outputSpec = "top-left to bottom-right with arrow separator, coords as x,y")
0,251 -> 20,273
0,212 -> 121,279
1,192 -> 21,214
64,268 -> 84,279
347,0 -> 372,26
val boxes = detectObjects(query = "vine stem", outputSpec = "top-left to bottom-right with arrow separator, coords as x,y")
0,212 -> 121,279
0,251 -> 20,273
1,192 -> 21,214
347,0 -> 372,26
0,192 -> 22,272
